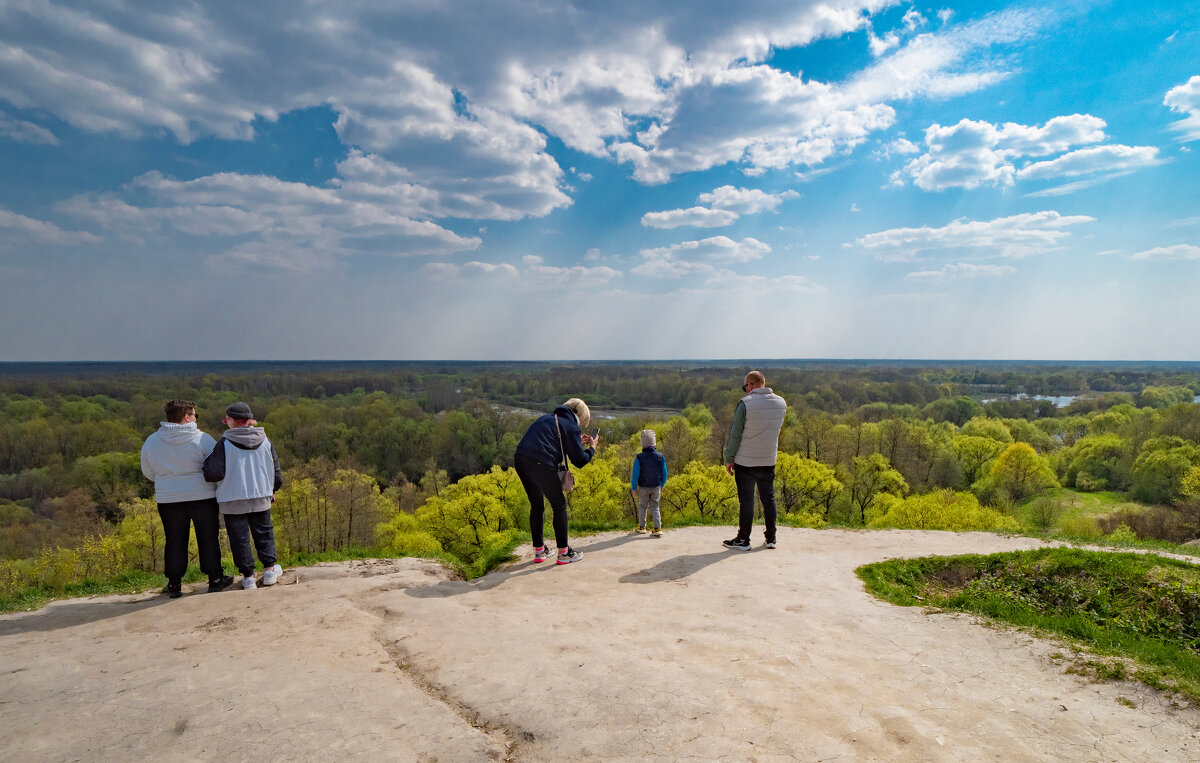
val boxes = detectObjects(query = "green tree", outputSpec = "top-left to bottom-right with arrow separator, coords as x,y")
950,434 -> 1008,482
660,462 -> 738,523
867,489 -> 1020,532
1062,434 -> 1130,491
975,442 -> 1058,503
773,452 -> 842,520
1130,437 -> 1200,504
849,453 -> 908,525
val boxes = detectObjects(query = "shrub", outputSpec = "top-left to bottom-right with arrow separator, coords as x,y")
867,489 -> 1020,532
1106,524 -> 1139,545
1056,515 -> 1102,539
1097,507 -> 1199,544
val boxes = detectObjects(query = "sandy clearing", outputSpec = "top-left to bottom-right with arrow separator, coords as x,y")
2,528 -> 1199,761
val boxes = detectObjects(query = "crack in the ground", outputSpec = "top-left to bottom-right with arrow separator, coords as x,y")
360,602 -> 536,762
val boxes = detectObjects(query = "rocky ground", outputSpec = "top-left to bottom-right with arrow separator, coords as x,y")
3,527 -> 1198,761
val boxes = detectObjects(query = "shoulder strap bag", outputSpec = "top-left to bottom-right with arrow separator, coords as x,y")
555,415 -> 576,493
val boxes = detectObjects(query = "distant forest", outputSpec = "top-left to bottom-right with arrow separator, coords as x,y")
3,361 -> 1200,595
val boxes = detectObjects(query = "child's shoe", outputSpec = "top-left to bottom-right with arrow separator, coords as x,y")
651,527 -> 662,537
262,564 -> 283,586
634,525 -> 646,534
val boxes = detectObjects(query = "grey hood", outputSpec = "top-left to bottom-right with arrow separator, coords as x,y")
224,426 -> 266,449
156,421 -> 206,446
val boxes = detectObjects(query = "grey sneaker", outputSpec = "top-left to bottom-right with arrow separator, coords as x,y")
556,547 -> 583,565
533,545 -> 553,563
241,573 -> 257,590
262,564 -> 283,586
722,537 -> 751,550
764,540 -> 777,549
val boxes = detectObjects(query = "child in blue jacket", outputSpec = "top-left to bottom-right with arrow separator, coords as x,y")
631,429 -> 667,536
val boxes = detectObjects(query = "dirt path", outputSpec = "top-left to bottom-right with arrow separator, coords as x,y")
3,528 -> 1198,761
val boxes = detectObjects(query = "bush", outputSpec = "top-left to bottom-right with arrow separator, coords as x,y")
1056,515 -> 1102,539
867,489 -> 1020,532
1106,524 -> 1139,545
1097,507 -> 1199,544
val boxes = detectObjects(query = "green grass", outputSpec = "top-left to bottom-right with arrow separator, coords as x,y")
857,547 -> 1200,704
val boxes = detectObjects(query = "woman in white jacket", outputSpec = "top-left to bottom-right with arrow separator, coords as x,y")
139,400 -> 234,597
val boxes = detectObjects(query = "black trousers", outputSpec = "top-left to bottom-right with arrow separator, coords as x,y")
157,498 -> 224,583
734,464 -> 777,542
515,452 -> 569,550
223,510 -> 278,575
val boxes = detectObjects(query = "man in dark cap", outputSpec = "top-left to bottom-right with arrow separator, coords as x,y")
203,402 -> 284,590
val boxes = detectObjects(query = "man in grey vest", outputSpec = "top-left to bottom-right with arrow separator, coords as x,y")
722,371 -> 787,550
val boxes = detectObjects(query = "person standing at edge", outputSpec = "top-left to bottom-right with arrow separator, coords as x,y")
203,402 -> 284,590
631,429 -> 667,536
722,371 -> 787,551
514,398 -> 597,564
139,400 -> 234,597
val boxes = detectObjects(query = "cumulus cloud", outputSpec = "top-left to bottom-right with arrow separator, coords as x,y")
632,236 -> 770,278
0,208 -> 99,245
641,206 -> 739,229
905,262 -> 1016,280
0,113 -> 58,144
852,210 -> 1094,261
892,114 -> 1113,190
643,186 -> 797,228
1130,244 -> 1200,261
1164,76 -> 1200,141
696,186 -> 799,214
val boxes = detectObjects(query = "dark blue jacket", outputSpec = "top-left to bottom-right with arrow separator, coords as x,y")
515,406 -> 595,468
632,447 -> 667,488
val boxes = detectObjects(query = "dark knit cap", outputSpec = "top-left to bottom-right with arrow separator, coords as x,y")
225,401 -> 254,420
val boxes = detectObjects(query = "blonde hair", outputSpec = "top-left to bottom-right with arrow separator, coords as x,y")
563,398 -> 591,429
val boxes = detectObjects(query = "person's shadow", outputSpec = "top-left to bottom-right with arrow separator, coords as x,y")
618,550 -> 737,584
405,532 -> 646,599
0,594 -> 170,636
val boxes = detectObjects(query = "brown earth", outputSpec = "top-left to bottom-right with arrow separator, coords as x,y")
3,527 -> 1199,761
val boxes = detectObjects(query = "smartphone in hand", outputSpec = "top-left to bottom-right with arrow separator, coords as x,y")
590,427 -> 600,439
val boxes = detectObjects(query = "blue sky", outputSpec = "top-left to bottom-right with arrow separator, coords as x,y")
1,0 -> 1197,361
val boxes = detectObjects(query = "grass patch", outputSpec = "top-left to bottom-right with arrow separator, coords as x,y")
857,547 -> 1200,704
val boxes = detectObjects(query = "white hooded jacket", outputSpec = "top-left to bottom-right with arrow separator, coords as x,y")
140,422 -> 218,503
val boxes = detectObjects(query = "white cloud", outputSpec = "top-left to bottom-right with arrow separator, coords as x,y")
1130,244 -> 1200,261
422,261 -> 520,279
700,269 -> 825,293
1016,144 -> 1162,180
852,210 -> 1094,261
632,235 -> 770,278
643,185 -> 799,229
0,114 -> 58,144
56,170 -> 481,270
525,259 -> 622,287
0,208 -> 99,245
641,206 -> 739,229
905,262 -> 1016,280
696,186 -> 799,214
1164,75 -> 1200,142
894,114 -> 1112,191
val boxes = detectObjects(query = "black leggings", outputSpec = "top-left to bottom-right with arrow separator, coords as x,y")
515,452 -> 569,550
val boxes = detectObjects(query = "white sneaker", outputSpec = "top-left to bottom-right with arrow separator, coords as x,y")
262,564 -> 283,586
242,574 -> 257,590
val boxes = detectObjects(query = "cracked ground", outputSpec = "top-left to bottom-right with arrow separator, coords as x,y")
2,528 -> 1199,761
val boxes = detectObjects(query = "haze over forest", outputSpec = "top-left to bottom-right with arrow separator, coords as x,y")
1,1 -> 1198,362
